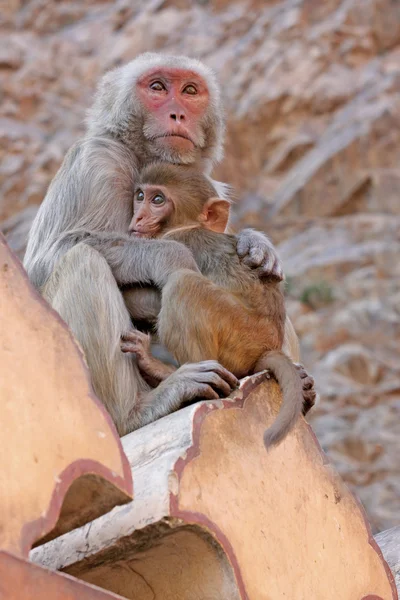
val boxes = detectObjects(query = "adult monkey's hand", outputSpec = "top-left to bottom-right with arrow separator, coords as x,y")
236,228 -> 284,281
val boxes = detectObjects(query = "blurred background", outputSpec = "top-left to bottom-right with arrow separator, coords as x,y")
1,0 -> 400,533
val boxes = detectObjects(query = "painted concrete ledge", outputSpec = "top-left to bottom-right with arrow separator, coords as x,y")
31,374 -> 398,600
0,233 -> 132,559
376,527 -> 400,593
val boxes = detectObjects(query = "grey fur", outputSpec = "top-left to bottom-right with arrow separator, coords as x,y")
23,53 -> 282,435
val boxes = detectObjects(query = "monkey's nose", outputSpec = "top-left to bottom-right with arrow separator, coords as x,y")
130,216 -> 142,231
170,113 -> 185,121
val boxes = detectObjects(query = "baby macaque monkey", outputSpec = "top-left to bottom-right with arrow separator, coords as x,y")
126,163 -> 303,448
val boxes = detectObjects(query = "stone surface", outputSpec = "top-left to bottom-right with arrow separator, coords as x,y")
31,377 -> 397,600
1,0 -> 400,533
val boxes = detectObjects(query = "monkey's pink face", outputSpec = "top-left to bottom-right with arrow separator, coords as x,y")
137,68 -> 210,157
129,185 -> 174,238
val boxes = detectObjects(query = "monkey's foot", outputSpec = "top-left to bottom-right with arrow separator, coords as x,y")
294,363 -> 317,415
121,330 -> 175,385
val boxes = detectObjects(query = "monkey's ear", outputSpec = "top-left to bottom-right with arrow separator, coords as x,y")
202,198 -> 231,233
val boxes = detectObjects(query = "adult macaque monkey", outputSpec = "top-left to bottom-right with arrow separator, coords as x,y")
24,52 -> 298,436
124,163 -> 307,447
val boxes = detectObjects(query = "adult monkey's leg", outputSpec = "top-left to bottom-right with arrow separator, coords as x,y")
43,244 -> 238,434
43,243 -> 147,435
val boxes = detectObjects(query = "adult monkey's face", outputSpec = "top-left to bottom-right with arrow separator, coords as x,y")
137,67 -> 210,164
87,53 -> 225,171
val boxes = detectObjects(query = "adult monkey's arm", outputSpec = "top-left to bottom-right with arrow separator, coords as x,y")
24,138 -> 199,292
24,137 -> 138,289
49,230 -> 200,288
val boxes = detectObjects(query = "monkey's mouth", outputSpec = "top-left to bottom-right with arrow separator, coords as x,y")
155,133 -> 196,146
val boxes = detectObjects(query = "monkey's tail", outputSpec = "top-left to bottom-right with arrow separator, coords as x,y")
255,351 -> 303,449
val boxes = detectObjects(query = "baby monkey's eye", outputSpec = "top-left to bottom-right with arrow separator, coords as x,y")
136,190 -> 144,202
152,194 -> 165,205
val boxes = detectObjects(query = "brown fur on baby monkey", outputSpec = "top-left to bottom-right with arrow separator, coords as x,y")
128,163 -> 304,448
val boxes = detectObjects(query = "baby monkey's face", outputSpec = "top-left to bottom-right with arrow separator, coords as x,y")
129,184 -> 174,238
129,168 -> 230,239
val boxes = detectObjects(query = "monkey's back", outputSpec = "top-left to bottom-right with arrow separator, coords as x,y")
166,228 -> 286,375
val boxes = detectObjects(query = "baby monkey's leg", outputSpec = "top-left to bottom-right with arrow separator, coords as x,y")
123,286 -> 161,323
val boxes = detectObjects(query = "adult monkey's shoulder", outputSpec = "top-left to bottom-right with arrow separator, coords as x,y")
24,136 -> 137,291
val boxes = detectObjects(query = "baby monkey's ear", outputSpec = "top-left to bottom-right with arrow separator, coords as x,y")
201,197 -> 231,233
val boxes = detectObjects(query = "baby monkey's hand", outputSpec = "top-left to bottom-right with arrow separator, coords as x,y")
121,329 -> 176,387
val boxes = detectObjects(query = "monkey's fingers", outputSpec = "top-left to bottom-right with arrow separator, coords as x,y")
241,247 -> 265,267
195,360 -> 239,389
294,364 -> 315,388
236,230 -> 254,258
237,229 -> 284,280
294,363 -> 308,378
302,376 -> 314,391
293,363 -> 317,415
121,330 -> 152,356
194,384 -> 221,401
121,342 -> 140,354
236,229 -> 269,262
122,330 -> 151,344
192,371 -> 236,398
242,250 -> 284,281
302,389 -> 317,415
254,253 -> 283,280
172,362 -> 238,404
265,258 -> 284,281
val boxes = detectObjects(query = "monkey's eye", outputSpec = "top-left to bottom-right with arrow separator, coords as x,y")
150,81 -> 166,92
183,84 -> 197,95
152,194 -> 166,206
136,190 -> 144,202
